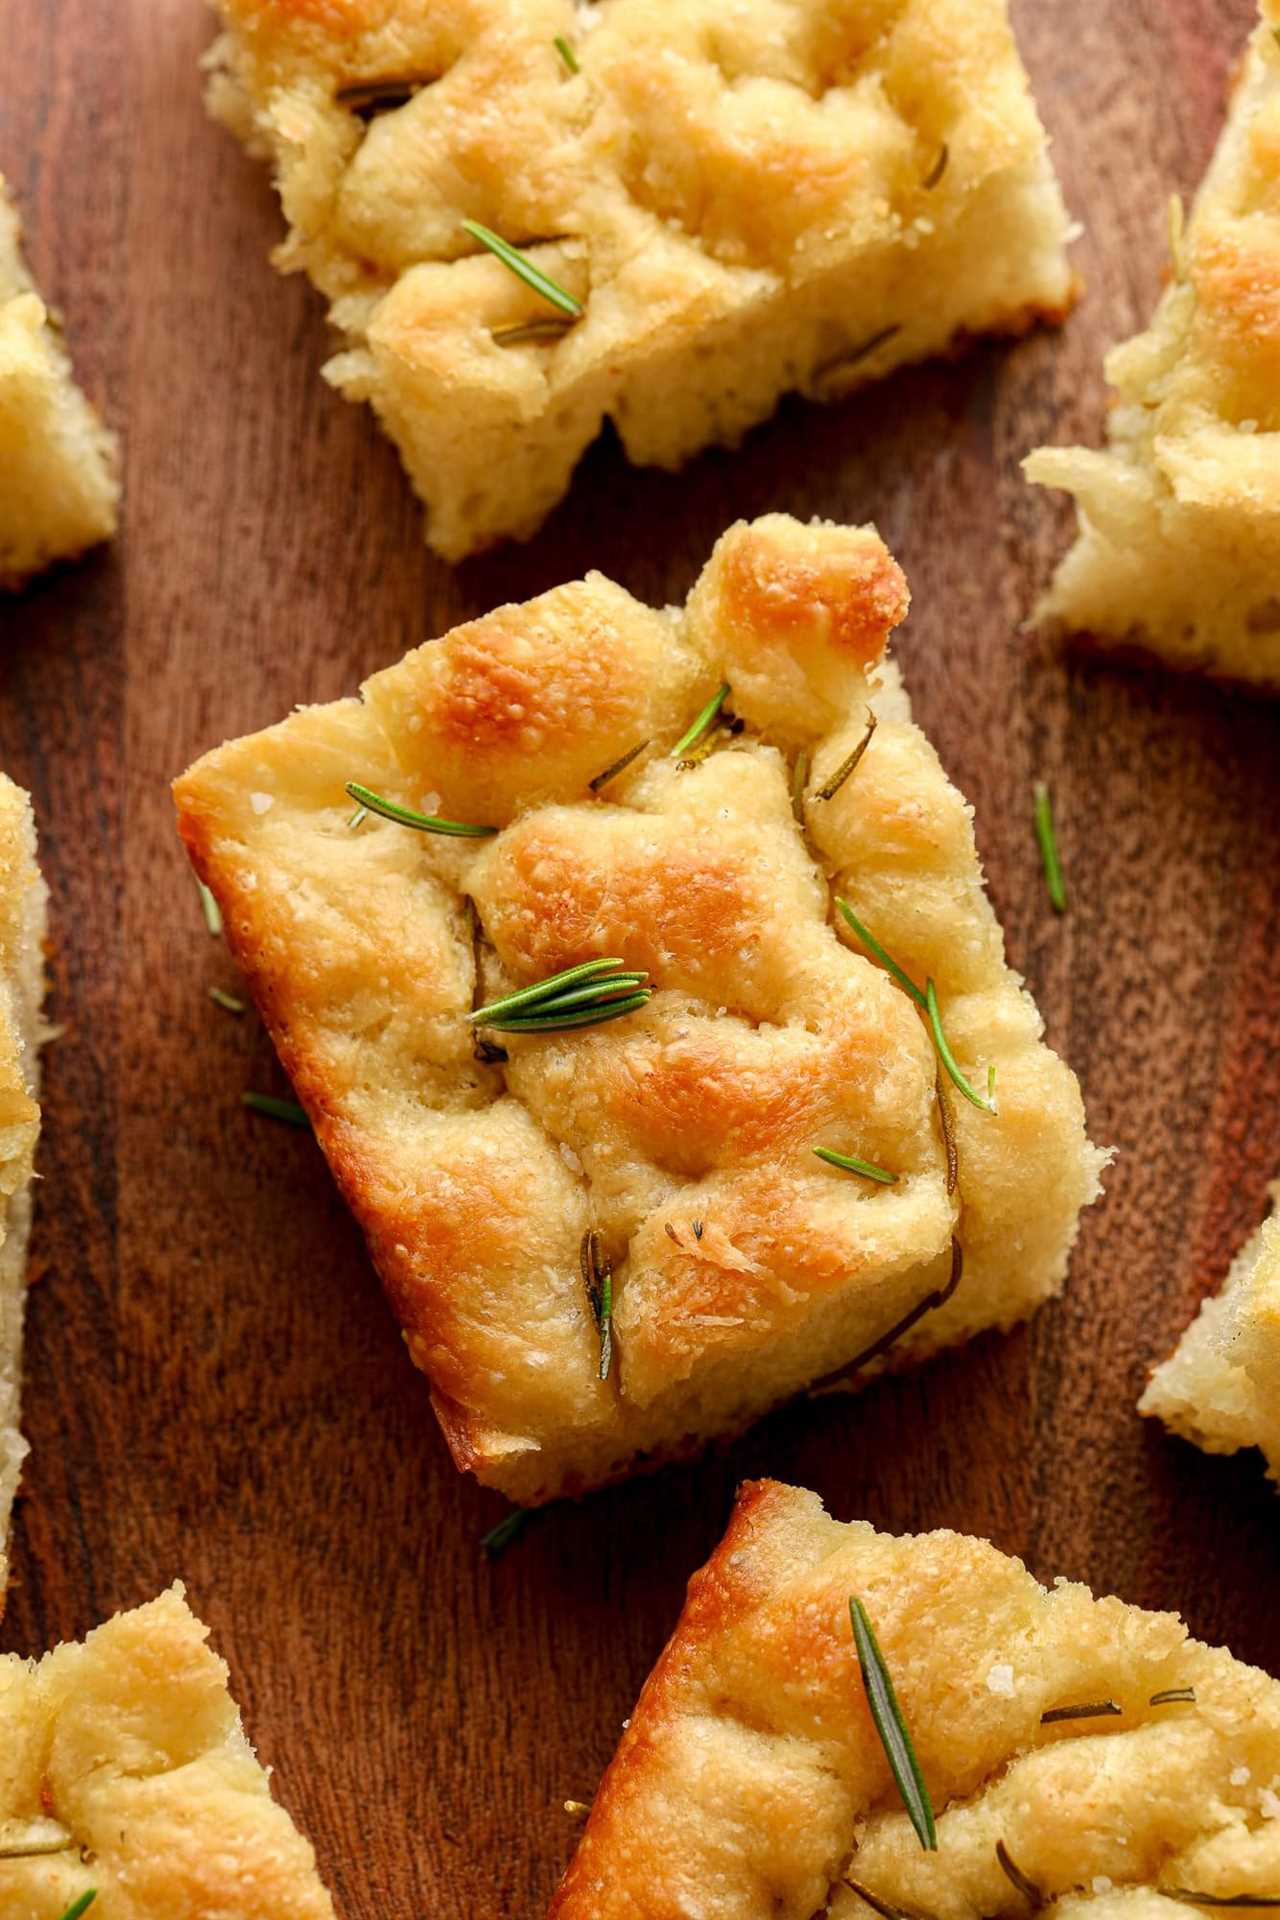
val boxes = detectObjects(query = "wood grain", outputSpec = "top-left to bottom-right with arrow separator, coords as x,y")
2,1 -> 1278,1913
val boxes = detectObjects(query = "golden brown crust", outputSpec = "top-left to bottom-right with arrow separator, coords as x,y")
0,1585 -> 335,1918
550,1480 -> 1280,1920
175,514 -> 1106,1503
204,0 -> 1076,558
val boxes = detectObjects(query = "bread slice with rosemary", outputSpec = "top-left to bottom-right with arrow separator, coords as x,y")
0,776 -> 47,1615
0,1583 -> 335,1917
0,180 -> 119,589
550,1477 -> 1280,1919
1024,2 -> 1280,685
174,512 -> 1107,1505
204,0 -> 1077,561
1141,1191 -> 1280,1485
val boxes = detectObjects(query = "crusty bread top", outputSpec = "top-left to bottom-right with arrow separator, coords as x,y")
175,514 -> 1105,1504
550,1479 -> 1280,1920
0,1584 -> 335,1918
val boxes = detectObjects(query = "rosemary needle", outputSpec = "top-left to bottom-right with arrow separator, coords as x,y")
925,981 -> 996,1113
58,1898 -> 97,1920
814,1147 -> 898,1185
481,1508 -> 529,1558
671,683 -> 730,759
460,219 -> 583,318
849,1597 -> 937,1851
242,1092 -> 310,1128
589,739 -> 649,792
835,899 -> 925,1007
1040,1700 -> 1121,1725
553,34 -> 579,72
1150,1687 -> 1196,1706
996,1840 -> 1044,1910
1033,781 -> 1067,913
817,710 -> 876,801
197,878 -> 222,937
208,986 -> 246,1015
345,781 -> 496,838
922,142 -> 949,190
579,1229 -> 614,1381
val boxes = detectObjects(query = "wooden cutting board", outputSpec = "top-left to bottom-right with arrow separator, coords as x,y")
2,1 -> 1277,1913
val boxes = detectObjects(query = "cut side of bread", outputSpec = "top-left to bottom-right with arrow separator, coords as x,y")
174,514 -> 1106,1505
0,180 -> 119,589
0,775 -> 46,1615
1141,1193 -> 1280,1484
0,1583 -> 335,1918
1025,3 -> 1280,685
205,0 -> 1077,561
550,1478 -> 1280,1920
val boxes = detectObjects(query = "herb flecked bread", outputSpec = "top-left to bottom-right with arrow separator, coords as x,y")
550,1478 -> 1280,1920
0,776 -> 46,1615
174,514 -> 1107,1505
1025,1 -> 1280,685
0,1584 -> 335,1918
1141,1191 -> 1280,1485
0,181 -> 119,589
205,0 -> 1077,561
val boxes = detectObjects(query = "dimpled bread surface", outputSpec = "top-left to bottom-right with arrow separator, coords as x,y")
550,1478 -> 1280,1920
1025,2 -> 1280,684
174,513 -> 1107,1505
0,1584 -> 335,1918
0,181 -> 118,588
0,776 -> 46,1617
205,0 -> 1076,559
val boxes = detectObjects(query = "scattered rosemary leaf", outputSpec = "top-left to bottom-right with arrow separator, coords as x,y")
474,1035 -> 509,1064
835,899 -> 925,1007
664,1222 -> 681,1245
1040,1700 -> 1121,1725
925,980 -> 996,1113
845,1880 -> 913,1920
597,1269 -> 613,1381
553,34 -> 579,72
814,1146 -> 898,1185
815,325 -> 902,389
347,802 -> 370,829
692,1219 -> 703,1240
481,1508 -> 530,1558
671,682 -> 731,760
996,1839 -> 1044,1910
811,1238 -> 962,1394
58,1897 -> 98,1920
197,879 -> 222,937
791,749 -> 810,823
563,1799 -> 590,1818
242,1092 -> 310,1129
589,738 -> 650,792
817,710 -> 876,801
471,957 -> 651,1033
935,1071 -> 958,1197
1150,1687 -> 1197,1706
1033,781 -> 1067,914
460,218 -> 583,317
345,781 -> 496,838
923,142 -> 949,190
1163,1897 -> 1280,1910
849,1597 -> 937,1851
336,76 -> 426,117
208,986 -> 245,1015
579,1228 -> 614,1381
491,315 -> 576,348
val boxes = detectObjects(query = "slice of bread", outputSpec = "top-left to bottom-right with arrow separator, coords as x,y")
0,776 -> 46,1615
1025,3 -> 1280,684
0,179 -> 119,588
551,1478 -> 1280,1919
1141,1192 -> 1280,1484
205,0 -> 1077,560
0,1584 -> 335,1917
174,513 -> 1106,1505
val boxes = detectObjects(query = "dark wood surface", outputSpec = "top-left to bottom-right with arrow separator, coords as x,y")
2,1 -> 1278,1913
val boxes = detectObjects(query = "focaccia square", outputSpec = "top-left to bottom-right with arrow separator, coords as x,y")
205,0 -> 1076,561
174,513 -> 1106,1505
0,1584 -> 335,1918
1025,3 -> 1280,685
0,181 -> 119,589
0,775 -> 47,1614
550,1478 -> 1280,1920
1141,1190 -> 1280,1485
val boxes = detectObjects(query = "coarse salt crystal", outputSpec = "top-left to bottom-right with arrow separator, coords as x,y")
985,1663 -> 1015,1697
1231,1766 -> 1251,1787
1092,1879 -> 1114,1895
250,791 -> 274,815
1261,1787 -> 1280,1820
559,1142 -> 583,1174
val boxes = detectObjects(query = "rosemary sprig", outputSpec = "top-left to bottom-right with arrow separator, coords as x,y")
996,1840 -> 1044,1910
814,1147 -> 898,1186
1163,1896 -> 1280,1909
1033,781 -> 1067,913
817,710 -> 876,801
1150,1687 -> 1196,1706
1040,1700 -> 1121,1725
208,986 -> 245,1015
553,34 -> 579,72
849,1597 -> 937,1851
579,1229 -> 614,1382
58,1897 -> 97,1920
925,981 -> 996,1113
923,143 -> 949,190
589,739 -> 649,792
197,878 -> 222,937
671,683 -> 731,760
242,1092 -> 310,1128
460,219 -> 583,317
345,781 -> 496,838
811,1237 -> 962,1393
481,1508 -> 530,1558
471,957 -> 651,1033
